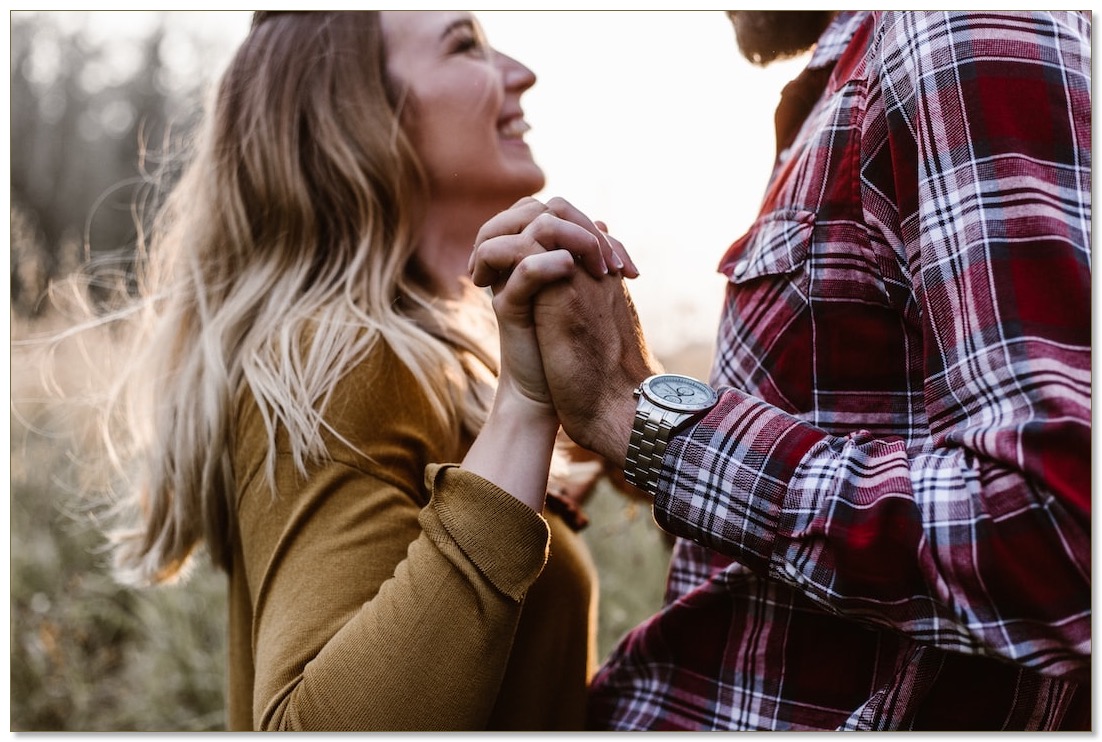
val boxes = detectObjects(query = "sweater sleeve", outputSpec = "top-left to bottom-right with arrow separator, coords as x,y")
234,344 -> 551,731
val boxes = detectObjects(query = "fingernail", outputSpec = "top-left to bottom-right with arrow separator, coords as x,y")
611,252 -> 625,271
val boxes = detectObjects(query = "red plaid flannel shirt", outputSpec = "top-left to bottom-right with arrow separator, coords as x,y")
589,11 -> 1091,730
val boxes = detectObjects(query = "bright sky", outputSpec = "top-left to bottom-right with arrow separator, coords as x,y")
40,10 -> 811,359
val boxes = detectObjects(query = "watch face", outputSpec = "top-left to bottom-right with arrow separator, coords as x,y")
642,374 -> 718,412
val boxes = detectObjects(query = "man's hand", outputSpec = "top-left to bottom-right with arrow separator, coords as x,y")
469,195 -> 657,465
471,196 -> 634,415
533,268 -> 661,466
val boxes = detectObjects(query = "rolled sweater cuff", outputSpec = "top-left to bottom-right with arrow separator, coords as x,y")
423,463 -> 551,602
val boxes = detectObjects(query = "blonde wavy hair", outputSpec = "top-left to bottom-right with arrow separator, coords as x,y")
70,11 -> 504,586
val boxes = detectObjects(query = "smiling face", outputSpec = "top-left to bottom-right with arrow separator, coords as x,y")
381,11 -> 545,210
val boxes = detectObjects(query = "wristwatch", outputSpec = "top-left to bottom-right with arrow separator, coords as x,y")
624,373 -> 719,494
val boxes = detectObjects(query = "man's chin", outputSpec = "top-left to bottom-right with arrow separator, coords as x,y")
727,11 -> 836,66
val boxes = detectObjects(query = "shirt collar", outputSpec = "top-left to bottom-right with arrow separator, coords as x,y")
806,11 -> 869,70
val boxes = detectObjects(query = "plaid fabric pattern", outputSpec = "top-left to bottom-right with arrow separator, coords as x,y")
588,11 -> 1091,730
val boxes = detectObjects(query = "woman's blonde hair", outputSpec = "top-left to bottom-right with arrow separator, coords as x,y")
72,11 -> 500,585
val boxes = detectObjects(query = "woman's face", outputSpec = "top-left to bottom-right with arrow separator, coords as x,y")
381,11 -> 545,206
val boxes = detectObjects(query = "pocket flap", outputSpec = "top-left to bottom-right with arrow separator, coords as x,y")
719,209 -> 814,283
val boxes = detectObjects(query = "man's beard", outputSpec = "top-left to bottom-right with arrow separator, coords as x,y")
727,11 -> 836,66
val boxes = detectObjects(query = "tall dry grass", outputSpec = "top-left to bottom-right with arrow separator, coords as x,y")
10,311 -> 229,731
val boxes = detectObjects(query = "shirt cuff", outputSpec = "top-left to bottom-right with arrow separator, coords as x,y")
424,463 -> 551,601
652,388 -> 827,570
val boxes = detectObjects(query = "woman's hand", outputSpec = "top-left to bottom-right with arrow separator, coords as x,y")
470,196 -> 638,288
470,196 -> 638,414
462,196 -> 638,512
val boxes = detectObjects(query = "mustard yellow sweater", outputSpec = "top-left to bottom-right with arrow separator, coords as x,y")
227,340 -> 598,730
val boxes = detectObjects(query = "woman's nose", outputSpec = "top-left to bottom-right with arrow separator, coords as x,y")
498,51 -> 537,93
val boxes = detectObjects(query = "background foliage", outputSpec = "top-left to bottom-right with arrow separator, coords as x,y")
10,12 -> 675,730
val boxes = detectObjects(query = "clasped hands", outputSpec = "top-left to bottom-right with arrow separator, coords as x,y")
468,196 -> 659,466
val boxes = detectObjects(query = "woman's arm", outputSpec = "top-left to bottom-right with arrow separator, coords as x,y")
236,346 -> 552,731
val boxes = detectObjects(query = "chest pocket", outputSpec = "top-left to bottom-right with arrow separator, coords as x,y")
724,207 -> 893,306
717,207 -> 904,419
715,210 -> 815,412
722,209 -> 813,289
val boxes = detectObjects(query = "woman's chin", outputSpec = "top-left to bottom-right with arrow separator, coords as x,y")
513,166 -> 547,199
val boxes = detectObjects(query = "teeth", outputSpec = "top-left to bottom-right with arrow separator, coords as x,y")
499,118 -> 530,139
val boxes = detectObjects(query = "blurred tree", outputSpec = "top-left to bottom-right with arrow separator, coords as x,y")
10,11 -> 214,315
12,18 -> 242,726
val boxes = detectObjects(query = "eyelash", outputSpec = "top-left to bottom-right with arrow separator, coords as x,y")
452,34 -> 484,56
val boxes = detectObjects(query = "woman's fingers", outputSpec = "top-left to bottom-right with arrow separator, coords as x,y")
527,198 -> 642,280
472,211 -> 609,287
492,250 -> 577,317
596,223 -> 640,279
469,197 -> 548,274
469,196 -> 641,287
544,197 -> 623,277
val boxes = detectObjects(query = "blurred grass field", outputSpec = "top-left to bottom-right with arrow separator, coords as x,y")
9,313 -> 676,731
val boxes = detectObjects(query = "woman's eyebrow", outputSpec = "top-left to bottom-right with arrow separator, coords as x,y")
440,17 -> 475,41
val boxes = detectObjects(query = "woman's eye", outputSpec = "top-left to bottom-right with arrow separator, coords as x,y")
452,34 -> 484,56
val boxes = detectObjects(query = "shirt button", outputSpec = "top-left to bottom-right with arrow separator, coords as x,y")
732,260 -> 749,277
